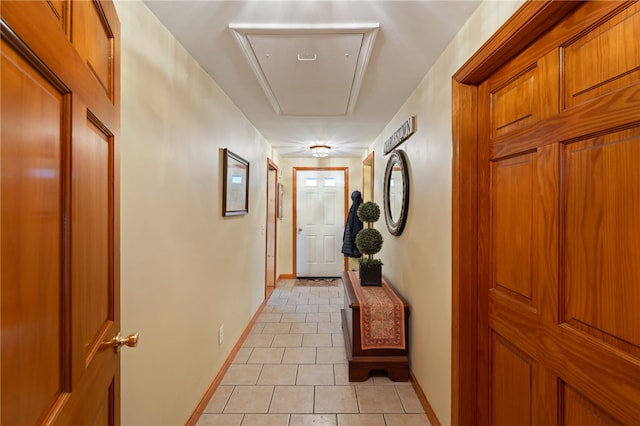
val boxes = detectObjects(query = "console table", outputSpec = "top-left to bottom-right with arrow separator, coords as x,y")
341,271 -> 410,381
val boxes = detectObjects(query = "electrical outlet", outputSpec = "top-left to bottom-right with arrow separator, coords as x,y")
218,325 -> 224,345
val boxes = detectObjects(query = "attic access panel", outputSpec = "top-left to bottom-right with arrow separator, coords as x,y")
230,24 -> 379,116
249,33 -> 361,116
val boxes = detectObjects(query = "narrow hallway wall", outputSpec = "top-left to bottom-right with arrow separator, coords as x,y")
116,1 -> 276,424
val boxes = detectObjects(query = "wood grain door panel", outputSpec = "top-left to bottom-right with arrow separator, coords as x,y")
72,112 -> 116,371
563,4 -> 640,109
477,2 -> 640,425
1,37 -> 68,426
490,333 -> 533,426
1,0 -> 121,423
491,153 -> 536,305
564,127 -> 640,356
562,384 -> 623,426
72,0 -> 114,99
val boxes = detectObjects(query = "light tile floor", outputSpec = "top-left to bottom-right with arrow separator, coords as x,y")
197,280 -> 431,426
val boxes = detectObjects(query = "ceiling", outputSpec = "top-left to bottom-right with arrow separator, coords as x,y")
143,1 -> 481,157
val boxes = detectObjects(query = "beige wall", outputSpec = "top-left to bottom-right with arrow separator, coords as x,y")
116,1 -> 276,424
368,1 -> 524,424
276,157 -> 362,277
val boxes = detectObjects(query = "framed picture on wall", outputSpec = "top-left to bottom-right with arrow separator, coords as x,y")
222,148 -> 249,216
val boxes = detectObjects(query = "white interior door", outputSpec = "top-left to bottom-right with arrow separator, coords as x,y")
296,170 -> 345,277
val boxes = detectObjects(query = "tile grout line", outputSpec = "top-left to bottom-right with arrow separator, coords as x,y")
197,282 -> 431,425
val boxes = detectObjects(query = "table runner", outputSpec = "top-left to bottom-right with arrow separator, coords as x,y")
348,271 -> 406,350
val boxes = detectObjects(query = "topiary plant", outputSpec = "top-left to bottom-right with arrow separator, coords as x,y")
357,200 -> 380,223
355,229 -> 383,266
355,201 -> 383,285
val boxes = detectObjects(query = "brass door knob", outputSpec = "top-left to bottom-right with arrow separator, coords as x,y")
104,332 -> 139,353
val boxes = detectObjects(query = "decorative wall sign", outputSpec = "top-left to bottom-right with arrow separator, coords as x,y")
383,116 -> 416,155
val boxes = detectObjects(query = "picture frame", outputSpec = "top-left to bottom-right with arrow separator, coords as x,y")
222,148 -> 249,216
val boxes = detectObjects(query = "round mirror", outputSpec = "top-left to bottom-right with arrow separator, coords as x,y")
383,149 -> 410,236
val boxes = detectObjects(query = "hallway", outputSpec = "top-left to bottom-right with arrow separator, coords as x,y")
196,280 -> 430,426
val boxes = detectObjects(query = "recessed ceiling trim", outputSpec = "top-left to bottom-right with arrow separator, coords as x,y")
229,23 -> 379,116
348,25 -> 377,115
230,26 -> 283,114
230,23 -> 380,33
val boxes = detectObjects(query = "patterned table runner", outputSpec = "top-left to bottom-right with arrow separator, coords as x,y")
348,271 -> 406,350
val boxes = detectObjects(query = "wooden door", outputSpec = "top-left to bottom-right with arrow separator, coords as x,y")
474,2 -> 640,424
1,1 -> 123,424
266,160 -> 278,295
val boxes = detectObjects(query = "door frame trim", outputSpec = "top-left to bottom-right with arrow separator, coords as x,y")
451,2 -> 580,424
292,167 -> 349,278
265,159 -> 279,298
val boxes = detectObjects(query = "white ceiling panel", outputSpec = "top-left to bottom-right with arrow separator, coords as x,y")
248,33 -> 363,116
143,1 -> 483,157
232,24 -> 379,118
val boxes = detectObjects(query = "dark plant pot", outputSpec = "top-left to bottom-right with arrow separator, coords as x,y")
359,264 -> 382,286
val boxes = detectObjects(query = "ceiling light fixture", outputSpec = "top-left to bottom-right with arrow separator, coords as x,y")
310,145 -> 331,158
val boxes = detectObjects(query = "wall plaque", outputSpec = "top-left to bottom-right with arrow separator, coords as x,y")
383,116 -> 416,155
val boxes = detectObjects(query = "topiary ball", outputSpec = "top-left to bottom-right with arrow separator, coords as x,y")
357,201 -> 380,223
355,228 -> 383,255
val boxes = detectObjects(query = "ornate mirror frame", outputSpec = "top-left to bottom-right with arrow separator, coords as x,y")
383,149 -> 410,235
